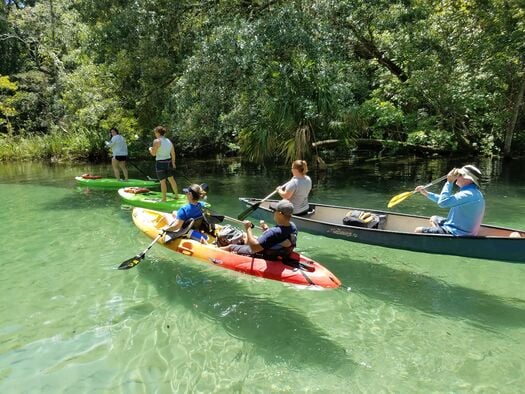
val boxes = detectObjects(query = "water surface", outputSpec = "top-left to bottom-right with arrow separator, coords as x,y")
1,158 -> 524,392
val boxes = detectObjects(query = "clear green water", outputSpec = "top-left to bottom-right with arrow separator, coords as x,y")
1,159 -> 524,393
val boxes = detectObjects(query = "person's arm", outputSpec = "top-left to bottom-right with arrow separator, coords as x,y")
164,218 -> 183,231
277,180 -> 294,199
148,139 -> 160,156
170,143 -> 176,168
105,135 -> 116,148
415,185 -> 429,197
244,221 -> 264,253
415,186 -> 440,203
164,207 -> 187,231
437,186 -> 479,208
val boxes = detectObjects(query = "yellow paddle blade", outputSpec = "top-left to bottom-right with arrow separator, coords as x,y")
387,191 -> 414,208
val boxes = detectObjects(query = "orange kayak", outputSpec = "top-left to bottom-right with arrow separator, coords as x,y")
132,208 -> 341,289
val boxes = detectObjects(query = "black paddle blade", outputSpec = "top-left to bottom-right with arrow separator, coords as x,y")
118,254 -> 144,270
237,203 -> 260,220
205,213 -> 225,225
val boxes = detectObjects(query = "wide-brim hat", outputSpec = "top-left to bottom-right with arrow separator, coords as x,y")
458,165 -> 481,187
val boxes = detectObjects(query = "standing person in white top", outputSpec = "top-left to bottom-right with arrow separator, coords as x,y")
105,127 -> 128,181
148,125 -> 178,202
274,159 -> 312,215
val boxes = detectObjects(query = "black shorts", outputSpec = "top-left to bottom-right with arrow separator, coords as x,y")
114,155 -> 127,161
155,159 -> 174,181
229,244 -> 253,255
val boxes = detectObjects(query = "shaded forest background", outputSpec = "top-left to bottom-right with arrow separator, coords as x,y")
1,0 -> 524,163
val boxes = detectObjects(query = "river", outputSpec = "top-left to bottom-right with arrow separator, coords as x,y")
0,157 -> 524,392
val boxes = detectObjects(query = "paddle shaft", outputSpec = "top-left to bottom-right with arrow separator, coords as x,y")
118,219 -> 176,269
202,210 -> 259,229
224,215 -> 261,230
128,160 -> 157,181
138,232 -> 164,258
237,189 -> 279,220
418,174 -> 448,192
407,174 -> 449,198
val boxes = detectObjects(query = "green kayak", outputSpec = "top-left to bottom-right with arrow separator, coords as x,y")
75,175 -> 159,189
118,187 -> 211,212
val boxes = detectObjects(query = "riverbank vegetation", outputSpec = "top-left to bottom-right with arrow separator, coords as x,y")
1,0 -> 524,163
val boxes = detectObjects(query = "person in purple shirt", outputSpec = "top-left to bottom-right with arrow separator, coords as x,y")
414,165 -> 485,236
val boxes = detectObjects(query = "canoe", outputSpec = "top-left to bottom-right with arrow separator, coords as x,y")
131,207 -> 342,288
238,197 -> 525,263
119,188 -> 211,212
75,175 -> 159,189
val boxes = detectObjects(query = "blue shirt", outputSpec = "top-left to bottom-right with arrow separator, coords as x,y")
175,201 -> 206,221
426,182 -> 485,236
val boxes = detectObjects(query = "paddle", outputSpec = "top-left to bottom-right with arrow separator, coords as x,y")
117,219 -> 176,270
128,160 -> 158,181
387,175 -> 448,208
237,189 -> 279,220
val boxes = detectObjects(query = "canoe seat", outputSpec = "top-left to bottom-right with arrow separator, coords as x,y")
295,205 -> 316,217
164,219 -> 194,244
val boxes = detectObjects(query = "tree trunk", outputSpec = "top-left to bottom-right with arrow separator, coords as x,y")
504,65 -> 525,158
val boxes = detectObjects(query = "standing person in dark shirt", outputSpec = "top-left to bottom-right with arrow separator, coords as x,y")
148,125 -> 178,202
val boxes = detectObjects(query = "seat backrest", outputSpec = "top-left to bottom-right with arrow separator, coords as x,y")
190,217 -> 204,230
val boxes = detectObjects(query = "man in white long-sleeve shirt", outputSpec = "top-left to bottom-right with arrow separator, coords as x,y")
105,127 -> 128,181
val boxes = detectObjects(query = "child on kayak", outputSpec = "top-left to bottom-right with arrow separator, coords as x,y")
166,184 -> 207,232
221,200 -> 298,258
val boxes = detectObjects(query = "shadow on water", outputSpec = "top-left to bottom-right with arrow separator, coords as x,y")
329,253 -> 525,330
136,259 -> 356,374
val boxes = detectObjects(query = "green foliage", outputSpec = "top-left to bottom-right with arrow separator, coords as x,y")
407,129 -> 457,151
1,0 -> 524,162
0,127 -> 106,162
359,97 -> 405,140
0,75 -> 19,134
0,76 -> 18,91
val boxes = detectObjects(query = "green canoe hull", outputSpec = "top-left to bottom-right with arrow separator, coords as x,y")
118,188 -> 211,212
75,176 -> 159,189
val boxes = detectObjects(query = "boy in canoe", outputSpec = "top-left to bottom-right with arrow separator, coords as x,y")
415,164 -> 485,236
